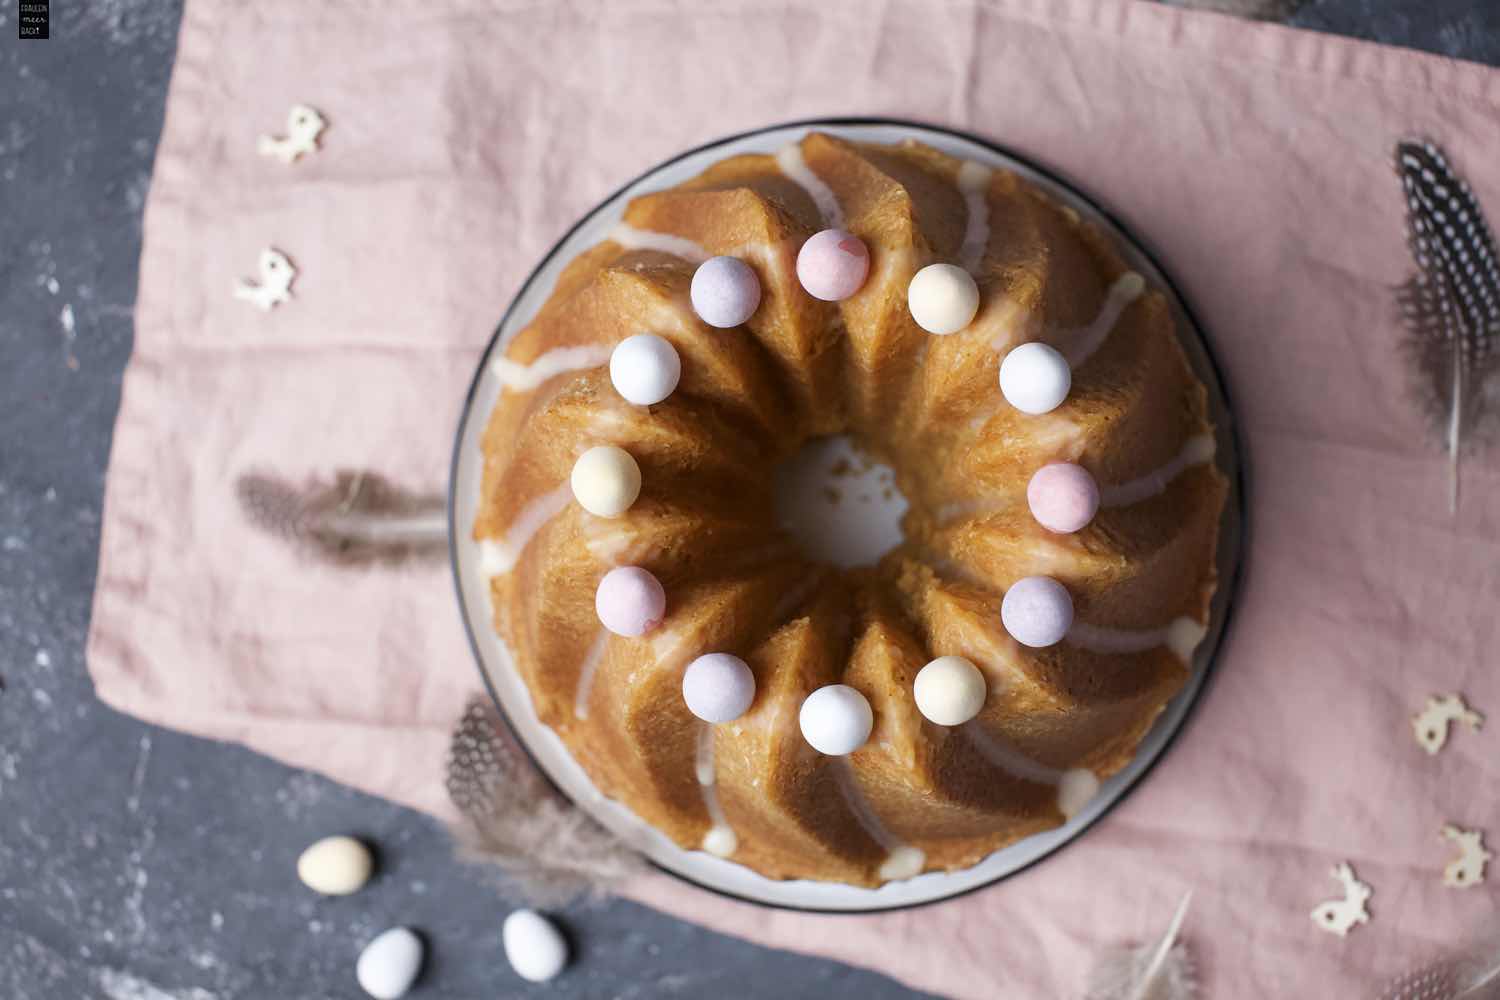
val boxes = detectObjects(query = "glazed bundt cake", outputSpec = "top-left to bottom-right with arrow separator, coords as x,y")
474,131 -> 1227,887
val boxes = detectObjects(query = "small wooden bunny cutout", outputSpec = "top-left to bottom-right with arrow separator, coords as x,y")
1311,862 -> 1372,937
1441,825 -> 1491,889
1411,694 -> 1483,754
258,104 -> 326,164
233,248 -> 296,311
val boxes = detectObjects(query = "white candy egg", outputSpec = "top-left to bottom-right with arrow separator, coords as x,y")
296,835 -> 373,896
999,341 -> 1072,415
356,927 -> 423,1000
907,263 -> 980,335
682,653 -> 755,723
570,445 -> 641,517
610,333 -> 681,406
913,656 -> 987,726
503,909 -> 569,983
798,684 -> 873,756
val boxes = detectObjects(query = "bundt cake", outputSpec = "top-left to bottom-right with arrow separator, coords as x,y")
473,131 -> 1227,887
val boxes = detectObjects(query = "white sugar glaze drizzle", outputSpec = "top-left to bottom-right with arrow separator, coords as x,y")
478,483 -> 574,578
775,143 -> 844,230
1059,271 -> 1146,368
964,723 -> 1100,820
957,161 -> 993,275
571,630 -> 609,720
1067,616 -> 1207,665
1099,434 -> 1216,508
833,758 -> 926,881
491,344 -> 613,393
696,724 -> 738,857
610,222 -> 710,264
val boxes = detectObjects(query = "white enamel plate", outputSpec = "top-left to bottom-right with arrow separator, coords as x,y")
448,120 -> 1244,913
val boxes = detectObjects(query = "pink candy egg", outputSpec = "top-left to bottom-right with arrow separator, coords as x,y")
595,566 -> 666,637
691,256 -> 761,328
796,229 -> 870,301
1001,576 -> 1073,648
1026,463 -> 1100,534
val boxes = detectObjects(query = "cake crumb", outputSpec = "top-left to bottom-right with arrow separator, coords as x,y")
829,458 -> 852,477
822,486 -> 842,505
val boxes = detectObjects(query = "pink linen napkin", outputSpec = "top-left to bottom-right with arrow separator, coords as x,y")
90,0 -> 1500,995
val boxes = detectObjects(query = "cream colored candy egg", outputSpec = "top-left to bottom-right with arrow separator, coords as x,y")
296,835 -> 373,896
908,263 -> 979,335
913,656 -> 987,726
570,445 -> 641,517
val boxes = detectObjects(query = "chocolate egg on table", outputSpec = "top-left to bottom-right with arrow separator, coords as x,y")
913,655 -> 987,726
999,341 -> 1071,415
356,927 -> 423,1000
907,263 -> 979,335
1027,462 -> 1099,534
503,909 -> 568,983
797,229 -> 870,301
610,333 -> 681,406
799,684 -> 873,756
296,835 -> 373,896
1001,576 -> 1073,648
595,566 -> 666,637
570,445 -> 641,517
691,255 -> 761,328
683,653 -> 756,723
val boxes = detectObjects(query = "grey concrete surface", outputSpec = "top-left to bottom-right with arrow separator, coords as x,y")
1,2 -> 1497,998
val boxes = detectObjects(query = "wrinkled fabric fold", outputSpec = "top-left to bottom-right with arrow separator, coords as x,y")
90,1 -> 1500,995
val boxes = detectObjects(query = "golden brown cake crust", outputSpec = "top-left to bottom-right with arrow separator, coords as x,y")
475,133 -> 1227,887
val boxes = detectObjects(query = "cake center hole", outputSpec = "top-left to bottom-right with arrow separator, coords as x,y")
773,435 -> 909,569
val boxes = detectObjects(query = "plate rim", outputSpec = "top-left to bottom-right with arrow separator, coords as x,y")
446,115 -> 1249,914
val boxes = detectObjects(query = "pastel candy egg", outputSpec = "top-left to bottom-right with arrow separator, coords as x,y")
683,653 -> 755,723
296,834 -> 373,896
691,256 -> 761,328
798,684 -> 873,756
610,333 -> 681,406
1001,576 -> 1073,648
595,566 -> 666,637
913,656 -> 987,726
570,445 -> 641,517
796,229 -> 870,301
356,927 -> 423,1000
907,263 -> 979,335
503,909 -> 569,983
1027,462 -> 1100,534
999,341 -> 1071,414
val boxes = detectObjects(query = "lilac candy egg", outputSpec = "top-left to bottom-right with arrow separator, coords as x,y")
1001,576 -> 1073,648
1027,463 -> 1100,534
796,229 -> 870,302
595,566 -> 666,637
682,653 -> 755,723
691,256 -> 761,328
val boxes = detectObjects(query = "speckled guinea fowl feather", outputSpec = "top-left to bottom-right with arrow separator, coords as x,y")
445,696 -> 646,904
235,469 -> 447,566
1395,140 -> 1500,513
1379,932 -> 1500,1000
